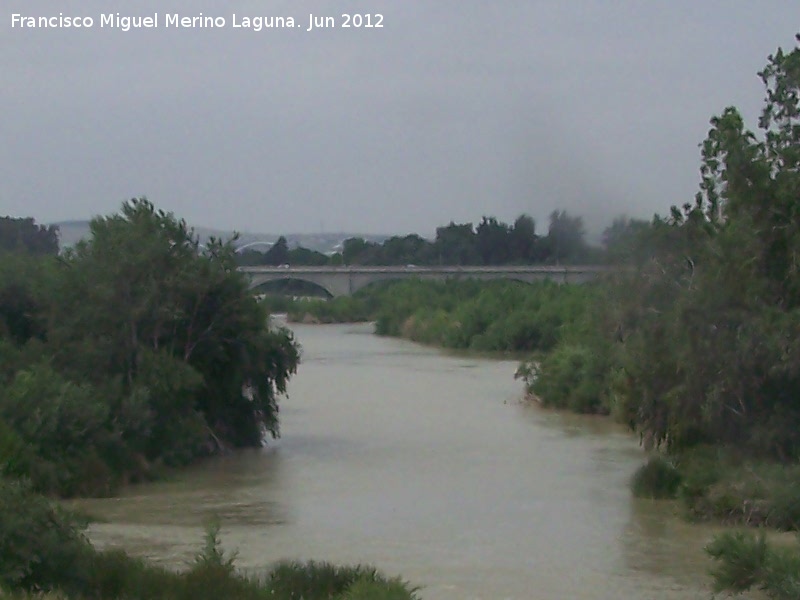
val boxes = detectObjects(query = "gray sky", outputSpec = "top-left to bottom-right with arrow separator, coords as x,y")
1,1 -> 798,237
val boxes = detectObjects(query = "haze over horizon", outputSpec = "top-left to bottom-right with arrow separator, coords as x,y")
2,1 -> 798,237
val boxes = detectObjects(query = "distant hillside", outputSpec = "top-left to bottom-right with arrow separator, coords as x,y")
51,220 -> 390,255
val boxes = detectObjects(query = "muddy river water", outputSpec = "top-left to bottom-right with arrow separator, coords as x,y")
75,322 -> 725,599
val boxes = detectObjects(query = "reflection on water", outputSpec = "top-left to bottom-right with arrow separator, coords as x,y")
73,322 -> 725,598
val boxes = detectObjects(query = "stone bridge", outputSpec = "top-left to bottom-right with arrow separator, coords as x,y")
239,265 -> 608,297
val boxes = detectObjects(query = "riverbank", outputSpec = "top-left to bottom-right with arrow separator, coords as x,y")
263,278 -> 599,356
265,278 -> 800,598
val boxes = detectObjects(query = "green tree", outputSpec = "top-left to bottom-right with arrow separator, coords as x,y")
433,222 -> 480,265
0,254 -> 52,345
509,214 -> 539,263
545,210 -> 587,264
263,236 -> 290,265
601,216 -> 652,264
475,216 -> 512,265
342,237 -> 379,265
613,35 -> 800,458
288,246 -> 330,266
48,199 -> 299,464
0,217 -> 59,255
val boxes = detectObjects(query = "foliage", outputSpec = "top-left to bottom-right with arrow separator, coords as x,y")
0,253 -> 54,346
279,279 -> 599,362
526,343 -> 611,414
545,210 -> 590,264
288,296 -> 372,324
707,531 -> 800,599
265,561 -> 383,599
630,456 -> 682,499
0,478 -> 91,593
0,217 -> 59,255
263,236 -> 289,265
0,364 -> 116,496
0,199 -> 299,496
339,576 -> 420,600
706,531 -> 769,594
193,521 -> 238,574
671,449 -> 800,530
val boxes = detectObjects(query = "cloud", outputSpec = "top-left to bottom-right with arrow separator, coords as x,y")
1,0 -> 797,235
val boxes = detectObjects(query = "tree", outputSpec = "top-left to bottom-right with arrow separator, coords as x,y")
433,222 -> 480,265
0,255 -> 52,345
342,237 -> 379,265
601,216 -> 653,264
614,35 -> 800,458
0,217 -> 59,256
287,246 -> 330,266
378,234 -> 431,265
545,210 -> 587,264
48,199 -> 299,465
509,214 -> 539,263
475,216 -> 512,265
263,236 -> 289,266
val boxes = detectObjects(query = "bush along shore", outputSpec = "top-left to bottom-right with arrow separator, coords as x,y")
264,278 -> 600,357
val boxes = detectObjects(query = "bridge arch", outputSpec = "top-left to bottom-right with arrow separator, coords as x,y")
250,275 -> 334,298
248,273 -> 343,297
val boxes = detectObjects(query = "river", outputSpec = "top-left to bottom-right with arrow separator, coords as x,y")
74,322 -> 727,599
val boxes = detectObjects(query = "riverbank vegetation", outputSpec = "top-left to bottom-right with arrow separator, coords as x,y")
0,199 -> 300,497
270,278 -> 599,357
0,204 -> 419,598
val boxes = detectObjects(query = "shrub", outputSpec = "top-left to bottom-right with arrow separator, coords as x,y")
338,576 -> 420,600
705,531 -> 800,599
706,531 -> 768,594
530,343 -> 610,414
631,456 -> 682,499
83,549 -> 181,600
767,477 -> 800,531
0,478 -> 91,593
266,561 -> 380,599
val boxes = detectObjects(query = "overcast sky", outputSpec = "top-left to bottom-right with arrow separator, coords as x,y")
1,1 -> 798,237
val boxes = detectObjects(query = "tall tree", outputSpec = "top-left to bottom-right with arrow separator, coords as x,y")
475,216 -> 512,265
0,217 -> 59,255
545,210 -> 588,264
434,222 -> 480,265
263,236 -> 290,266
509,214 -> 539,263
615,35 -> 800,458
49,199 -> 299,461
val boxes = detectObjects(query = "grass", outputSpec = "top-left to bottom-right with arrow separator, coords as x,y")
631,455 -> 682,499
631,446 -> 800,531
